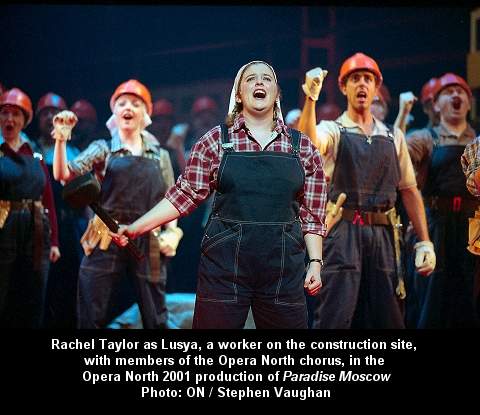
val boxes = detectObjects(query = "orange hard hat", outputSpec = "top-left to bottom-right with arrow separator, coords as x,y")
192,96 -> 217,114
420,77 -> 439,104
0,88 -> 34,127
338,52 -> 383,90
432,73 -> 472,101
152,99 -> 174,117
317,102 -> 342,121
36,92 -> 67,115
110,79 -> 153,116
70,99 -> 97,123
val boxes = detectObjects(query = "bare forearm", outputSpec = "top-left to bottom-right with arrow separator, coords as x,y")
394,107 -> 410,134
297,98 -> 318,146
130,198 -> 181,238
400,186 -> 430,241
304,232 -> 323,260
53,140 -> 72,181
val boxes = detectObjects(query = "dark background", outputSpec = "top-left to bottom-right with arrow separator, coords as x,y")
0,4 -> 477,135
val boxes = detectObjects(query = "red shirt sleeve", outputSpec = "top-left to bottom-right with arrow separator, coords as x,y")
40,160 -> 59,247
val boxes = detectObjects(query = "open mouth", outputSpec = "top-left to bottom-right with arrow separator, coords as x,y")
253,89 -> 266,99
357,90 -> 367,100
122,112 -> 134,120
451,98 -> 462,111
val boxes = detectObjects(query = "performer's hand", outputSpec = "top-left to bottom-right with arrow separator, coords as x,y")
158,227 -> 184,257
49,246 -> 61,263
304,262 -> 322,296
399,91 -> 417,115
414,240 -> 436,276
302,68 -> 328,101
166,123 -> 189,151
110,224 -> 135,247
325,193 -> 346,236
51,110 -> 78,141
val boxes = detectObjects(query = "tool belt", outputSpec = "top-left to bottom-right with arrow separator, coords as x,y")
80,214 -> 184,283
342,208 -> 390,226
342,206 -> 406,299
0,199 -> 45,271
80,214 -> 113,256
425,196 -> 479,215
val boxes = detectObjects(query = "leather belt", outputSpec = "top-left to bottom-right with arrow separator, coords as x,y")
342,208 -> 390,226
425,196 -> 478,214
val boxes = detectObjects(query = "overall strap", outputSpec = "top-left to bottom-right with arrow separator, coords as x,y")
288,128 -> 301,155
220,124 -> 234,152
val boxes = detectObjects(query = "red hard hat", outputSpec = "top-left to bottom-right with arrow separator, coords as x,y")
192,96 -> 217,114
317,102 -> 342,121
338,52 -> 383,90
432,73 -> 472,101
36,92 -> 67,115
420,77 -> 439,104
152,99 -> 174,117
0,88 -> 34,127
110,79 -> 153,116
70,99 -> 97,123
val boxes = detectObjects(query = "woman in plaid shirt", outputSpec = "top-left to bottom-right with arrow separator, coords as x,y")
114,61 -> 328,329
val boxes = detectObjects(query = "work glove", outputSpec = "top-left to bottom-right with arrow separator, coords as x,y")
302,67 -> 328,101
414,240 -> 436,276
399,91 -> 417,115
52,110 -> 78,142
157,227 -> 184,257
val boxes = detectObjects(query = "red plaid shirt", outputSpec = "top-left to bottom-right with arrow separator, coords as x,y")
165,114 -> 327,236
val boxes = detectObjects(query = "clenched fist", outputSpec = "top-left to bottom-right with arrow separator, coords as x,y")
51,110 -> 78,142
302,67 -> 328,101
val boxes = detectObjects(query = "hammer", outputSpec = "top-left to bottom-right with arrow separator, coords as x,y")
62,173 -> 145,261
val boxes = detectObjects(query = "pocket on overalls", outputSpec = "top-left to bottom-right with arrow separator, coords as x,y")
276,222 -> 306,306
197,219 -> 242,302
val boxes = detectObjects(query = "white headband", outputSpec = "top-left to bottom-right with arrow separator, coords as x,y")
228,60 -> 283,122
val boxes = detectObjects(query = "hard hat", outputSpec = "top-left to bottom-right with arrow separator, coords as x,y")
338,52 -> 383,90
432,73 -> 472,101
36,92 -> 67,115
420,77 -> 439,104
110,79 -> 153,116
70,99 -> 97,123
152,99 -> 174,117
192,96 -> 218,114
0,88 -> 34,127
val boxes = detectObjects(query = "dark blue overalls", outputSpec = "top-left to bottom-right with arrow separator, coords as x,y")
192,125 -> 308,329
77,146 -> 169,329
0,147 -> 51,328
313,124 -> 404,329
405,128 -> 479,328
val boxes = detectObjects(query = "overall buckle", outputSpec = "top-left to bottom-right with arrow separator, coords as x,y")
452,196 -> 462,212
352,210 -> 365,226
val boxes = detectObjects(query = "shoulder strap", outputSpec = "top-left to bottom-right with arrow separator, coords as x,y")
428,127 -> 440,147
288,128 -> 301,155
220,124 -> 234,151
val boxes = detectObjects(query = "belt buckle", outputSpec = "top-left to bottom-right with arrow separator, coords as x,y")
452,196 -> 462,213
352,210 -> 365,226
